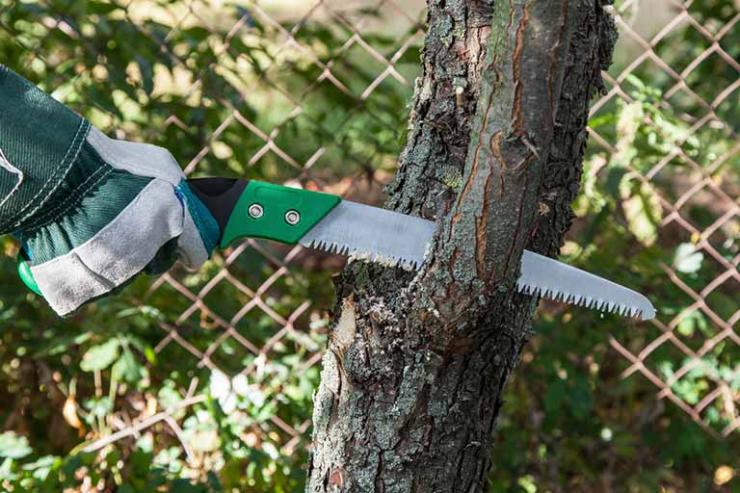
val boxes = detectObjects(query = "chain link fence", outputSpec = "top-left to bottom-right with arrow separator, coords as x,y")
1,0 -> 737,484
590,1 -> 738,437
139,0 -> 429,464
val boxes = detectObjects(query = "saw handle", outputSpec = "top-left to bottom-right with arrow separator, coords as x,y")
18,253 -> 42,296
212,180 -> 341,248
18,179 -> 343,299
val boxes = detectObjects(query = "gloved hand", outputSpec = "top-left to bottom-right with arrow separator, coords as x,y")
0,66 -> 219,316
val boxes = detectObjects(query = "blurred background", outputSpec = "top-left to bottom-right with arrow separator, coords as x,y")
0,0 -> 737,491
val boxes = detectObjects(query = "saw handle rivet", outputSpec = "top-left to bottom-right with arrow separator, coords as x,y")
248,203 -> 264,219
285,210 -> 301,225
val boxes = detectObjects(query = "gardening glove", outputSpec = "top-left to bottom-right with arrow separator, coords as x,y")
0,66 -> 219,316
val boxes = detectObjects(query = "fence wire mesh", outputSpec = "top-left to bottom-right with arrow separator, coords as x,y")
590,1 -> 738,437
0,0 -> 737,477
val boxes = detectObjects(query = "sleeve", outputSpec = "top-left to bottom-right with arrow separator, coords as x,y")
0,65 -> 90,234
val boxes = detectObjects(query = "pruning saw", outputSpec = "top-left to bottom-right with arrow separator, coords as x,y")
18,178 -> 656,320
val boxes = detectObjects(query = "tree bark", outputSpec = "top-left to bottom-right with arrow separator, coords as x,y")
307,1 -> 617,492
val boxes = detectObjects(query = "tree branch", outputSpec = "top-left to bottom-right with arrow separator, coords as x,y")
307,1 -> 618,491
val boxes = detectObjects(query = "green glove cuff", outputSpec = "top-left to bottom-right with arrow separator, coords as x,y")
0,65 -> 90,234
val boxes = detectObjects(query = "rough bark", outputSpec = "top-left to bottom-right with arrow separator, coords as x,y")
307,1 -> 617,492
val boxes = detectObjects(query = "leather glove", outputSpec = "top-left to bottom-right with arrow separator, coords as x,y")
0,66 -> 219,316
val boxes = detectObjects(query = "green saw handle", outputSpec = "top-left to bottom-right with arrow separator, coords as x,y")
17,179 -> 341,298
18,253 -> 42,296
217,180 -> 340,247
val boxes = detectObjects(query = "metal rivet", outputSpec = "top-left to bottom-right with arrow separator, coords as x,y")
248,203 -> 264,219
285,210 -> 301,225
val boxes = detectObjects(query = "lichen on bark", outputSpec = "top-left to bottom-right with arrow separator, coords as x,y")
307,1 -> 618,492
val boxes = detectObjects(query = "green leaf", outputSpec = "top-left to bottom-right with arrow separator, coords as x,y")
158,382 -> 183,411
21,455 -> 60,481
620,180 -> 662,246
673,243 -> 704,274
0,432 -> 32,459
80,339 -> 120,372
677,309 -> 708,337
135,55 -> 154,95
605,166 -> 628,199
85,397 -> 114,419
112,347 -> 145,384
517,474 -> 538,493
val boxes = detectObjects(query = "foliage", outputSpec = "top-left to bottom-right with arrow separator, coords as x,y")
0,0 -> 737,492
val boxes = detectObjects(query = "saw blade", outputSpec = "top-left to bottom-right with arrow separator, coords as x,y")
517,250 -> 656,321
300,201 -> 656,320
300,201 -> 436,270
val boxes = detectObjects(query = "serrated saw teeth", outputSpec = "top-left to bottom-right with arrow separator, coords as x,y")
306,238 -> 421,271
298,201 -> 655,320
515,281 -> 647,320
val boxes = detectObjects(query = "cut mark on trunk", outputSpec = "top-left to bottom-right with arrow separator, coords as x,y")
328,297 -> 357,394
332,297 -> 357,353
488,130 -> 506,198
328,468 -> 344,488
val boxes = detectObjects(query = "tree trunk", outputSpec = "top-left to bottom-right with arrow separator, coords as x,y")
307,1 -> 617,492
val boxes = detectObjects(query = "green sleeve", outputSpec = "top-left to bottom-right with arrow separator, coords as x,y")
0,66 -> 90,234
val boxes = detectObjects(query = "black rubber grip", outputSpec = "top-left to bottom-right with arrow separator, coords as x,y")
187,178 -> 249,234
